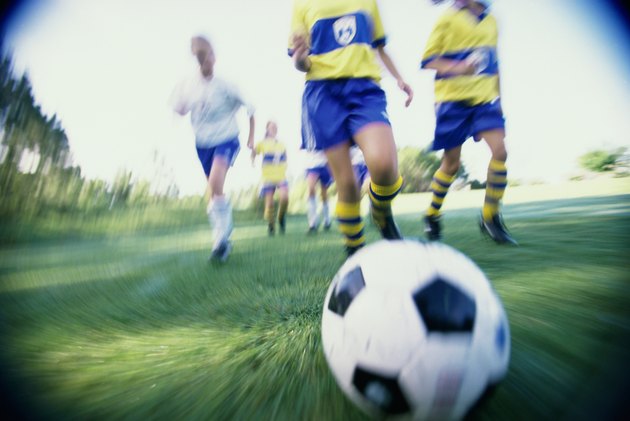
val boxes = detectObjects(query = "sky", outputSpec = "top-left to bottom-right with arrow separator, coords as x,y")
3,0 -> 630,195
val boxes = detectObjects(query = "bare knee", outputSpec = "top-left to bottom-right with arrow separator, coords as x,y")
441,159 -> 460,176
493,147 -> 508,162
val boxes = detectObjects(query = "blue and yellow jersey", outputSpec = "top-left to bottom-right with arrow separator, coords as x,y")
255,138 -> 288,183
421,6 -> 500,105
289,0 -> 386,81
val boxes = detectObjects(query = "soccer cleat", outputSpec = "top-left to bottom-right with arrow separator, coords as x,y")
268,223 -> 275,237
345,244 -> 365,257
480,214 -> 518,245
373,214 -> 403,240
307,226 -> 318,235
210,240 -> 232,263
323,222 -> 332,231
279,217 -> 286,234
424,215 -> 442,241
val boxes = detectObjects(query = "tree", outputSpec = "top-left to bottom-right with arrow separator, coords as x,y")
398,147 -> 469,193
579,148 -> 626,173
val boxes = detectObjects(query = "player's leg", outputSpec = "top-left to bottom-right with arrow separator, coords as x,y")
319,168 -> 332,230
277,183 -> 289,234
324,142 -> 365,255
354,123 -> 403,240
424,146 -> 461,241
207,139 -> 240,261
263,188 -> 276,236
306,171 -> 320,233
478,128 -> 516,244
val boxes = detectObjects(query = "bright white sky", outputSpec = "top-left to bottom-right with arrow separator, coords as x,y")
5,0 -> 630,195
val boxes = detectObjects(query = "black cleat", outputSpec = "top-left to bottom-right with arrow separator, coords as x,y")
210,240 -> 232,263
307,226 -> 317,235
278,217 -> 286,234
373,214 -> 403,240
424,214 -> 442,241
268,223 -> 275,237
480,214 -> 518,245
345,244 -> 365,257
323,222 -> 332,231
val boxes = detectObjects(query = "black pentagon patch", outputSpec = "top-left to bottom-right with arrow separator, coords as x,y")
328,266 -> 365,316
352,366 -> 410,415
413,278 -> 476,333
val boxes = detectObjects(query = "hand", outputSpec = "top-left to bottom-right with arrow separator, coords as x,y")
397,80 -> 414,107
291,33 -> 311,71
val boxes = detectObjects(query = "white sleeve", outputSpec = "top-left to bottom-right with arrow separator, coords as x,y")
225,80 -> 255,117
169,79 -> 192,115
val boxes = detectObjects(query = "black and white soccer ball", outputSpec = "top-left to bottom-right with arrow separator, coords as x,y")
322,240 -> 510,420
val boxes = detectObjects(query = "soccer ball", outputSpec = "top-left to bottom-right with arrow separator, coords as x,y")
321,240 -> 510,420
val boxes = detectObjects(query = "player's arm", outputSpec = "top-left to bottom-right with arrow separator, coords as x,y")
247,115 -> 256,150
423,58 -> 477,76
291,34 -> 311,72
376,46 -> 413,107
288,0 -> 311,72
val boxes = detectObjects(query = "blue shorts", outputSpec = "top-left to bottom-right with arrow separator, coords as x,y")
260,180 -> 288,197
433,100 -> 505,151
196,137 -> 240,177
353,163 -> 370,187
305,166 -> 333,188
301,78 -> 390,151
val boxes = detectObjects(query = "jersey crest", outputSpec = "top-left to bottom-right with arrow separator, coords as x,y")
333,15 -> 357,46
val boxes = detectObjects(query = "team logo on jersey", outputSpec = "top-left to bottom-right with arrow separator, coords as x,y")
333,15 -> 357,46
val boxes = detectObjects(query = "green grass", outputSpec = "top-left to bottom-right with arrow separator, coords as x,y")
1,179 -> 629,420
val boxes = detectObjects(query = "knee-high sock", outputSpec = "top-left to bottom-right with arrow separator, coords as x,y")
427,169 -> 455,217
307,197 -> 318,228
483,159 -> 508,221
321,201 -> 330,226
264,202 -> 275,227
336,201 -> 365,249
369,176 -> 403,228
209,196 -> 232,248
278,199 -> 288,222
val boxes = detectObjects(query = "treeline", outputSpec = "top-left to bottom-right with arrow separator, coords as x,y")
0,54 -> 193,223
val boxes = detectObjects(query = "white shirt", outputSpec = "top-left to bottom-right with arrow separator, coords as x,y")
303,150 -> 328,169
350,146 -> 366,166
171,74 -> 255,147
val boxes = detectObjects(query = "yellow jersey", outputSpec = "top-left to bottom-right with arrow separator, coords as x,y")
421,6 -> 500,105
255,138 -> 288,183
289,0 -> 386,81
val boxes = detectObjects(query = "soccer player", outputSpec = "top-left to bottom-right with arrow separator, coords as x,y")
289,0 -> 413,255
171,35 -> 256,262
421,0 -> 517,245
251,121 -> 289,236
304,150 -> 333,234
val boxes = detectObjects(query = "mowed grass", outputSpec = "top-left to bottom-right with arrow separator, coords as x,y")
1,178 -> 629,420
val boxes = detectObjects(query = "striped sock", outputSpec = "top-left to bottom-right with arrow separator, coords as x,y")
427,169 -> 456,217
336,201 -> 365,250
264,203 -> 275,228
483,159 -> 508,221
369,176 -> 403,229
278,200 -> 287,222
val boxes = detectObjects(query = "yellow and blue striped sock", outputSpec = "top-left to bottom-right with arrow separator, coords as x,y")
336,201 -> 365,250
264,203 -> 275,228
427,169 -> 455,217
483,159 -> 508,221
369,175 -> 403,229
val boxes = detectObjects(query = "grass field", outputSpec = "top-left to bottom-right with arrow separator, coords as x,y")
1,177 -> 629,420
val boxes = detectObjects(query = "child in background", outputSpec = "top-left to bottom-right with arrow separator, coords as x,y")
251,121 -> 289,235
171,35 -> 256,262
303,150 -> 333,234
